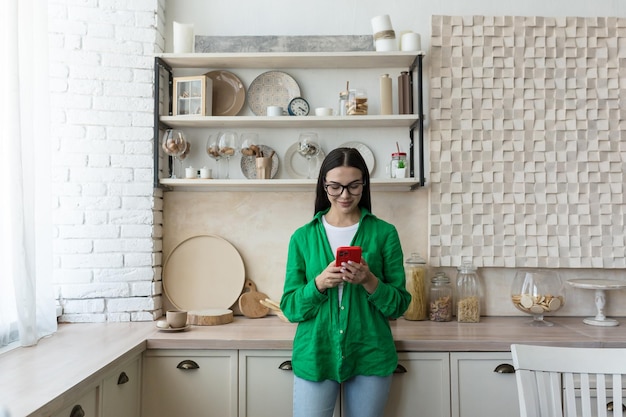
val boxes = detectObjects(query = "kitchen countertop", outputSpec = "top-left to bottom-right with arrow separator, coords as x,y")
3,316 -> 626,417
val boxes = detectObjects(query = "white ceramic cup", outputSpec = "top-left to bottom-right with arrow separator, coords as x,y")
267,106 -> 283,116
166,310 -> 188,328
315,107 -> 334,116
185,166 -> 196,179
199,167 -> 212,179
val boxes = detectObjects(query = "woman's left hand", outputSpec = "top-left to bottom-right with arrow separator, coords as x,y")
340,258 -> 379,294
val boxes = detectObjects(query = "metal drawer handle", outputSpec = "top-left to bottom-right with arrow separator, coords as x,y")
117,371 -> 129,385
177,359 -> 200,370
493,363 -> 515,374
278,360 -> 293,371
70,404 -> 85,417
394,364 -> 408,374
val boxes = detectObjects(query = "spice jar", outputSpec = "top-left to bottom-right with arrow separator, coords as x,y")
455,260 -> 483,323
389,152 -> 407,178
429,272 -> 453,322
403,253 -> 428,321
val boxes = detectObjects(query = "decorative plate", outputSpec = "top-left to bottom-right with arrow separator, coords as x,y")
284,142 -> 325,179
163,235 -> 245,311
340,141 -> 376,175
205,70 -> 246,116
247,71 -> 301,116
240,145 -> 280,179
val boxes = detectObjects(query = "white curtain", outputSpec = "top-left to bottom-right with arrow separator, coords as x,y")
0,0 -> 56,347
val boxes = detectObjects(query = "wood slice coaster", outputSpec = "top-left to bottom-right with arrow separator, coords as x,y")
188,309 -> 234,326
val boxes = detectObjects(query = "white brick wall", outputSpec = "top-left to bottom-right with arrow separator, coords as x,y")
49,0 -> 165,322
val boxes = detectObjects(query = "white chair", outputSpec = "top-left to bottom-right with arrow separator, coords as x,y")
511,344 -> 626,417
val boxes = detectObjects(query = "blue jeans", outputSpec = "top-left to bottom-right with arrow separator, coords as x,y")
293,374 -> 392,417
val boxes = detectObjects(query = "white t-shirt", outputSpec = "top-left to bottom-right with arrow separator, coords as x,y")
322,215 -> 359,304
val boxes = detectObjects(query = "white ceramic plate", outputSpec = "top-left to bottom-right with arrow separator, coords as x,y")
339,141 -> 376,175
247,71 -> 301,116
163,235 -> 245,311
284,142 -> 325,179
240,144 -> 280,179
205,70 -> 246,116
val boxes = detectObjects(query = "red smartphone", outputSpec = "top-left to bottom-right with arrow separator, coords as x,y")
336,246 -> 362,266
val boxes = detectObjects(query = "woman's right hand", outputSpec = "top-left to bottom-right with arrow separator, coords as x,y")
315,261 -> 345,292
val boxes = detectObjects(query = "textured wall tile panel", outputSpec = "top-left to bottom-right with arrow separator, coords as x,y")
430,15 -> 626,268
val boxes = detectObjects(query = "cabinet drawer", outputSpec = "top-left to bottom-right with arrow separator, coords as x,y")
51,388 -> 98,417
142,349 -> 237,417
384,352 -> 451,417
238,350 -> 296,417
451,352 -> 520,417
101,355 -> 141,417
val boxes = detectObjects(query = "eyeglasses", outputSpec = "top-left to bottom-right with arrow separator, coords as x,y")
324,181 -> 366,196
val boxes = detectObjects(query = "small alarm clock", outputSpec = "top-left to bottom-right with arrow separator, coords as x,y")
287,97 -> 310,116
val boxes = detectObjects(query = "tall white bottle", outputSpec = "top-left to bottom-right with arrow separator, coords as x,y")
380,74 -> 393,115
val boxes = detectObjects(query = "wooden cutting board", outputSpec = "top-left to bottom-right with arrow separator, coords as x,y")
188,309 -> 233,326
238,279 -> 270,318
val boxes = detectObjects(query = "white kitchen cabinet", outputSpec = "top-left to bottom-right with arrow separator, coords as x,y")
384,352 -> 451,417
153,51 -> 425,191
142,349 -> 238,417
101,355 -> 141,417
450,352 -> 520,417
238,350 -> 447,417
51,387 -> 98,417
238,350 -> 295,417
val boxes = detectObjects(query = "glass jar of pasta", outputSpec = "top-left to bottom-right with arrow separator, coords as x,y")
429,272 -> 453,322
455,260 -> 483,323
403,253 -> 428,320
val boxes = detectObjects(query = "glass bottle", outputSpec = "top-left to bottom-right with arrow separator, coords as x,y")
338,90 -> 349,116
404,253 -> 428,321
429,272 -> 452,322
455,260 -> 483,323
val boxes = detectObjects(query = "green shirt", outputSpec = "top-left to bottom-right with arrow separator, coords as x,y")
280,208 -> 411,382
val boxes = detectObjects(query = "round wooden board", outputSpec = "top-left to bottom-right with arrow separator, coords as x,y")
188,309 -> 234,326
163,235 -> 245,311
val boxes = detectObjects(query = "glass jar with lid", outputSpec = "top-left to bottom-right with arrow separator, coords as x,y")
455,260 -> 483,323
403,253 -> 428,321
389,152 -> 407,178
429,272 -> 453,322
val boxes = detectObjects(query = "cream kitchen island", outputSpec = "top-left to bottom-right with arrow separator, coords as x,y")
2,316 -> 626,417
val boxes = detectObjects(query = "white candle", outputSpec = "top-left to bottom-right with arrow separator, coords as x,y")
371,15 -> 393,33
173,21 -> 194,53
185,166 -> 196,179
401,32 -> 421,52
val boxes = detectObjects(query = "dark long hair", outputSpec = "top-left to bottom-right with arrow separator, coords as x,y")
314,147 -> 372,214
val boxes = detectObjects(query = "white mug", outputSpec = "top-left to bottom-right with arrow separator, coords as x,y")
267,106 -> 283,116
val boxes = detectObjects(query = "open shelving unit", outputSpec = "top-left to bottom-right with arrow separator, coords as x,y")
153,51 -> 425,192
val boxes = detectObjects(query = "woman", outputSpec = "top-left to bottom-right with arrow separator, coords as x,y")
280,147 -> 411,417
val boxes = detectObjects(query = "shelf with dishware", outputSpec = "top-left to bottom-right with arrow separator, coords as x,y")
160,114 -> 419,129
153,51 -> 425,191
159,177 -> 421,192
